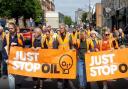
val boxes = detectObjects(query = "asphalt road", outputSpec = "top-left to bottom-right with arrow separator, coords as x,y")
1,76 -> 128,89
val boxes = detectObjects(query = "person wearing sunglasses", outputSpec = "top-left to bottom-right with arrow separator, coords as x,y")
99,30 -> 114,51
98,30 -> 115,89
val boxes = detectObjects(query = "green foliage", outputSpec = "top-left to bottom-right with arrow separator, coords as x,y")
33,0 -> 43,23
0,0 -> 43,22
81,12 -> 88,23
64,16 -> 73,26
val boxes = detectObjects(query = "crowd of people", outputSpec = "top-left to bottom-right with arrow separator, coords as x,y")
0,22 -> 127,89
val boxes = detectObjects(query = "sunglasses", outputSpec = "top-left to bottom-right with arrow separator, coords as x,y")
105,34 -> 110,36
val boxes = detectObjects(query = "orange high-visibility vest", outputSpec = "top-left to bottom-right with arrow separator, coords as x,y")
5,33 -> 23,54
2,32 -> 5,39
99,39 -> 112,51
109,33 -> 119,49
44,37 -> 53,49
86,30 -> 91,37
71,32 -> 78,45
32,34 -> 44,48
58,33 -> 70,50
89,38 -> 100,50
76,38 -> 90,51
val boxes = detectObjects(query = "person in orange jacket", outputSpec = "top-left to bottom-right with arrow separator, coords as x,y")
99,30 -> 114,51
98,30 -> 117,89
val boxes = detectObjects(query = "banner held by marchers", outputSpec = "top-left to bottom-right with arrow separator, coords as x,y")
8,47 -> 76,79
85,48 -> 128,82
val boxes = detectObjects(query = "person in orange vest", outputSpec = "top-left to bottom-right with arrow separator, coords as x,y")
3,22 -> 24,89
107,28 -> 119,50
89,30 -> 100,52
76,31 -> 92,89
31,27 -> 44,89
57,24 -> 72,50
56,24 -> 75,89
75,26 -> 80,39
70,29 -> 79,49
89,30 -> 105,89
46,25 -> 54,36
4,23 -> 24,54
43,30 -> 56,49
85,25 -> 91,37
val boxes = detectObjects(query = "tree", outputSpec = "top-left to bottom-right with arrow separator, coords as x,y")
81,12 -> 88,23
33,0 -> 44,24
64,16 -> 73,26
0,0 -> 43,24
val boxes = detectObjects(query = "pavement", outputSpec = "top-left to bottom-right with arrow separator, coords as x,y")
1,76 -> 128,89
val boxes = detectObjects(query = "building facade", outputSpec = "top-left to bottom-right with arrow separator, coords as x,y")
96,3 -> 103,27
101,0 -> 128,29
75,8 -> 85,25
45,11 -> 64,28
40,0 -> 55,12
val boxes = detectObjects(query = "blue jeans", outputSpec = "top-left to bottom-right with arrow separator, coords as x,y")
77,59 -> 87,88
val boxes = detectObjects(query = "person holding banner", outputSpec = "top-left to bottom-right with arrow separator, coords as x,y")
4,23 -> 25,89
4,23 -> 24,53
57,24 -> 72,50
57,24 -> 76,89
99,30 -> 114,51
31,27 -> 44,89
76,31 -> 92,89
89,30 -> 105,89
0,26 -> 8,78
89,30 -> 99,52
98,30 -> 117,89
43,30 -> 56,49
46,25 -> 54,36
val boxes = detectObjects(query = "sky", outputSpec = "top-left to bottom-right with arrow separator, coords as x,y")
54,0 -> 101,21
